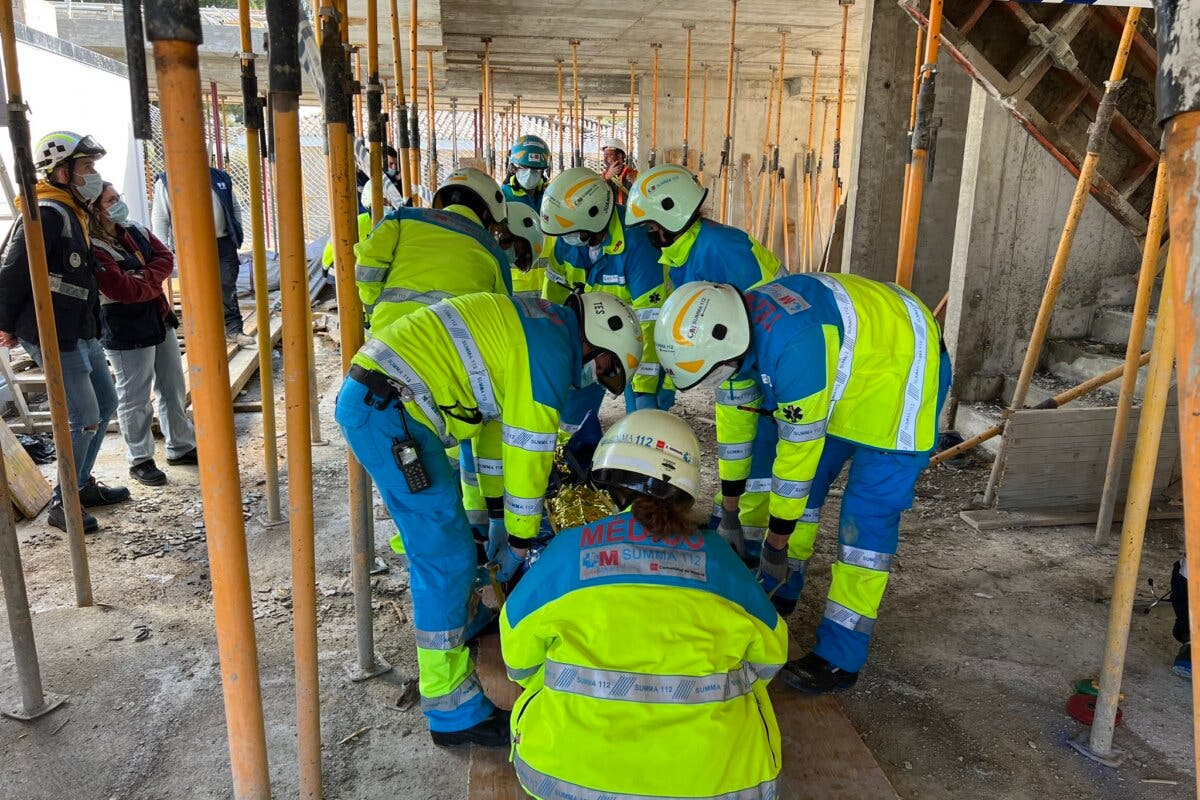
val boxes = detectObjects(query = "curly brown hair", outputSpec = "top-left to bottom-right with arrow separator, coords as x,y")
630,495 -> 698,540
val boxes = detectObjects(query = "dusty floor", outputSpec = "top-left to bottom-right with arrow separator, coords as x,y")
0,330 -> 1194,799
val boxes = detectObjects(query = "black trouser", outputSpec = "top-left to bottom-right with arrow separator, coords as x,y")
217,235 -> 242,334
1173,560 -> 1190,644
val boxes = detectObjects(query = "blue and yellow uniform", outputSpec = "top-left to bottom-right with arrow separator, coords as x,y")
501,512 -> 787,799
737,273 -> 950,673
501,177 -> 546,213
336,293 -> 582,732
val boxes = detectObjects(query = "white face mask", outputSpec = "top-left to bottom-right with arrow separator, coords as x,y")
107,200 -> 129,225
76,172 -> 104,202
561,232 -> 588,248
579,359 -> 599,388
696,362 -> 737,392
516,168 -> 542,191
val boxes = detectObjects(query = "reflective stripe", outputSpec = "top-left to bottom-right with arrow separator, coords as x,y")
823,599 -> 876,635
420,672 -> 483,712
374,287 -> 452,306
429,301 -> 500,420
355,264 -> 389,282
513,754 -> 780,800
358,339 -> 451,444
559,420 -> 582,435
636,306 -> 661,322
505,492 -> 545,518
887,284 -> 931,451
788,556 -> 808,573
507,664 -> 541,682
717,441 -> 753,461
503,425 -> 558,452
715,384 -> 762,406
743,526 -> 766,542
635,362 -> 660,377
839,545 -> 894,572
800,507 -> 821,524
461,470 -> 479,487
543,659 -> 757,704
48,275 -> 90,301
777,417 -> 827,444
810,274 -> 856,404
745,478 -> 772,494
749,662 -> 782,681
476,457 -> 504,476
414,624 -> 467,650
466,509 -> 488,526
771,476 -> 812,499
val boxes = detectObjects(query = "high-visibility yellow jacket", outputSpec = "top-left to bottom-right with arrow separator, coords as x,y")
501,512 -> 787,799
658,217 -> 782,293
542,209 -> 666,394
354,204 -> 512,330
351,293 -> 580,541
511,235 -> 559,300
322,211 -> 374,271
736,273 -> 943,529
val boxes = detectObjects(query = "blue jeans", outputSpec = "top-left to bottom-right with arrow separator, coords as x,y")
21,337 -> 119,500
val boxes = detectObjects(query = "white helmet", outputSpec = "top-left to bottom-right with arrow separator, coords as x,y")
433,167 -> 508,224
505,202 -> 544,255
625,164 -> 707,234
569,291 -> 642,395
591,410 -> 701,504
601,137 -> 627,154
34,131 -> 105,174
541,167 -> 614,237
654,281 -> 750,390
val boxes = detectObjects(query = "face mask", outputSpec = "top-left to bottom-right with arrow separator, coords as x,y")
516,168 -> 542,191
107,200 -> 129,225
561,232 -> 588,248
579,359 -> 599,388
386,168 -> 398,179
648,225 -> 673,250
76,172 -> 104,202
696,362 -> 738,392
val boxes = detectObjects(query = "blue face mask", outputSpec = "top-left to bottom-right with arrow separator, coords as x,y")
76,172 -> 104,202
561,232 -> 588,248
107,200 -> 129,225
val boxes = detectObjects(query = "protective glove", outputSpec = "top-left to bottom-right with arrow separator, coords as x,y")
490,544 -> 527,583
633,392 -> 658,411
756,540 -> 792,595
655,387 -> 676,411
486,517 -> 507,561
717,511 -> 746,558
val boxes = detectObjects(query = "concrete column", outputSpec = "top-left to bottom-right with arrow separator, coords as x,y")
944,82 -> 1143,403
839,0 -> 972,307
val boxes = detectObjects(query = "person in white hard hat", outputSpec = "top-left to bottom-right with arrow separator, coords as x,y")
601,136 -> 638,204
320,177 -> 396,273
497,202 -> 552,299
501,409 -> 788,799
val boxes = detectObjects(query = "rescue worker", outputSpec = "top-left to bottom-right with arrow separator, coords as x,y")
501,202 -> 548,299
321,179 -> 390,273
626,163 -> 783,561
656,276 -> 951,693
0,131 -> 130,532
354,166 -> 511,331
501,409 -> 788,799
335,290 -> 642,746
501,134 -> 551,211
600,136 -> 637,204
539,166 -> 667,451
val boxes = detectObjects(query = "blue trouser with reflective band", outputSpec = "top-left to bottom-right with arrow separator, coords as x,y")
776,349 -> 952,673
335,376 -> 494,732
710,413 -> 778,562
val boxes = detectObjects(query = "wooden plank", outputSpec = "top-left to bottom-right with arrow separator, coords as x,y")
961,505 -> 1185,532
469,633 -> 897,800
0,418 -> 53,519
0,348 -> 34,433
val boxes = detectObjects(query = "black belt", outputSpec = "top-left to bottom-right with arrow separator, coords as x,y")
348,364 -> 403,409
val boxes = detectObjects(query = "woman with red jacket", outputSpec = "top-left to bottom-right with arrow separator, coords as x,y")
89,183 -> 197,486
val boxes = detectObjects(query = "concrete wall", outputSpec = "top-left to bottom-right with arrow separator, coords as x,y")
840,0 -> 973,309
635,72 -> 858,267
943,82 -> 1143,403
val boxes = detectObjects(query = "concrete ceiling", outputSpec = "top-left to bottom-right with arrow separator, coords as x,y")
51,0 -> 863,115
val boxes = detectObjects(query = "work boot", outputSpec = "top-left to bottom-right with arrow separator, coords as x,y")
47,500 -> 99,533
79,477 -> 131,507
780,651 -> 859,695
1175,643 -> 1192,680
130,459 -> 167,487
430,709 -> 510,748
227,332 -> 255,348
166,448 -> 199,466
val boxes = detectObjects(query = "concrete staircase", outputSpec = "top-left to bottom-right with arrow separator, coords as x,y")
954,273 -> 1159,457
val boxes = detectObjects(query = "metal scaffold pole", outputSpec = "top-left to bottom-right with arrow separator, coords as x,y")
697,63 -> 709,184
571,39 -> 581,167
388,0 -> 413,201
831,0 -> 852,218
718,0 -> 737,224
681,22 -> 693,167
649,41 -> 661,168
627,59 -> 636,159
408,0 -> 421,197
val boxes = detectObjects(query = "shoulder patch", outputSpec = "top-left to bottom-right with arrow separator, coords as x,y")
580,544 -> 707,582
754,283 -> 810,314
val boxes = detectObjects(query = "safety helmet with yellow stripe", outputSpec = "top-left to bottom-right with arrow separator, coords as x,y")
540,167 -> 614,237
625,163 -> 707,234
654,281 -> 750,391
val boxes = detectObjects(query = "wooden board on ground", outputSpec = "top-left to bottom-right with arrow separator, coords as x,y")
960,505 -> 1184,532
997,404 -> 1179,511
469,633 -> 897,800
0,418 -> 53,519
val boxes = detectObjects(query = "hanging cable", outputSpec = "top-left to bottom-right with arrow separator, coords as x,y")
831,0 -> 852,220
718,0 -> 738,224
698,63 -> 709,182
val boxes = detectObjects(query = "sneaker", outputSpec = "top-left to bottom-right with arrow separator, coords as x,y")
1175,643 -> 1192,680
130,459 -> 168,486
227,333 -> 255,348
78,478 -> 131,507
430,709 -> 510,748
780,651 -> 860,695
166,448 -> 199,466
47,500 -> 99,533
